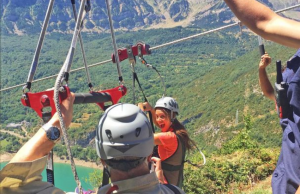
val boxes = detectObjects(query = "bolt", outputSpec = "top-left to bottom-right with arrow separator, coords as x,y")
41,95 -> 50,106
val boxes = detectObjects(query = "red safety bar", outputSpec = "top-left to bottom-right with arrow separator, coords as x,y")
21,86 -> 70,118
21,85 -> 127,119
96,85 -> 127,110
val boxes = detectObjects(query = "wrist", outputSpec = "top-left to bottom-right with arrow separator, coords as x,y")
47,117 -> 61,129
42,123 -> 62,143
258,66 -> 267,71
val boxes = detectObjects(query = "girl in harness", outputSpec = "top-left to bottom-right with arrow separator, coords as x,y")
138,97 -> 194,188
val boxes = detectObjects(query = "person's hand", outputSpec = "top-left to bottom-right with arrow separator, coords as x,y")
151,157 -> 167,184
259,53 -> 272,69
48,92 -> 75,129
138,102 -> 153,112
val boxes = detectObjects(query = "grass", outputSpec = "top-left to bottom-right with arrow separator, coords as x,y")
240,176 -> 272,194
69,123 -> 82,128
0,140 -> 9,152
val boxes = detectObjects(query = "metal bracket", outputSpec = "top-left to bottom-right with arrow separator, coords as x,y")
111,43 -> 151,63
126,45 -> 136,66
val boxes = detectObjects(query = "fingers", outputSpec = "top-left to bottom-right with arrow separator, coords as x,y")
69,92 -> 75,103
261,53 -> 269,59
151,157 -> 162,170
259,53 -> 272,68
62,92 -> 75,128
151,157 -> 164,183
138,102 -> 151,111
48,92 -> 75,129
137,102 -> 145,110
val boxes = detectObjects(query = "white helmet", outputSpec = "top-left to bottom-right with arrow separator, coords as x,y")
95,103 -> 154,160
155,96 -> 179,113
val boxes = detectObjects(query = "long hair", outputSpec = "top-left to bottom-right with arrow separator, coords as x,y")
160,108 -> 195,151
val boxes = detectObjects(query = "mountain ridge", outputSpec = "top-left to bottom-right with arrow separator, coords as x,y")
1,0 -> 299,35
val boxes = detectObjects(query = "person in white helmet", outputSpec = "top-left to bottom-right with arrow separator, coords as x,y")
0,93 -> 185,194
138,97 -> 195,188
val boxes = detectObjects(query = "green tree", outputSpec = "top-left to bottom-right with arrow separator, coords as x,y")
220,115 -> 258,155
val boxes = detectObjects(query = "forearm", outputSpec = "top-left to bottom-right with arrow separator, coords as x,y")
296,185 -> 300,194
10,93 -> 74,163
10,128 -> 55,163
224,0 -> 300,48
10,118 -> 60,163
259,68 -> 275,101
263,16 -> 300,48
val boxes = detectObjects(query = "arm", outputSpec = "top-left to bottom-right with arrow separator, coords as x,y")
258,54 -> 276,102
296,186 -> 300,194
151,157 -> 167,184
138,102 -> 159,127
154,133 -> 163,145
224,0 -> 300,48
10,92 -> 75,163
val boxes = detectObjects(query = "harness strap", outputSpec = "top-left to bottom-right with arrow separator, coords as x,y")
102,167 -> 110,186
161,162 -> 182,171
133,72 -> 155,133
164,184 -> 181,194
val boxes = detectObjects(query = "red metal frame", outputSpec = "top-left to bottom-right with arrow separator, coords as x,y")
21,85 -> 127,119
21,86 -> 70,118
111,43 -> 151,63
96,85 -> 127,110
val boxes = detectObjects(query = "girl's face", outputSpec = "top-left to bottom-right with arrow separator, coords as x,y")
155,109 -> 172,132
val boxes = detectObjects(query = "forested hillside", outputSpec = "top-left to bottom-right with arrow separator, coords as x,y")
1,26 -> 295,152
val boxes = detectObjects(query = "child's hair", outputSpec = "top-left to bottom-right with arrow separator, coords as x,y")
159,108 -> 195,151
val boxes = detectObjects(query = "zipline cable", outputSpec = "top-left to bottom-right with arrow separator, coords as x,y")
150,23 -> 238,51
0,60 -> 111,92
150,3 -> 300,51
105,0 -> 123,83
1,4 -> 299,92
70,0 -> 93,91
275,3 -> 300,13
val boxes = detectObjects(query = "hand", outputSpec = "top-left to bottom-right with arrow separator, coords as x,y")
151,157 -> 167,184
259,53 -> 272,69
138,102 -> 153,112
48,92 -> 75,129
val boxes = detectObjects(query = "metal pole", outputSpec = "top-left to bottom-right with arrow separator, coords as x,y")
24,0 -> 55,91
104,0 -> 123,83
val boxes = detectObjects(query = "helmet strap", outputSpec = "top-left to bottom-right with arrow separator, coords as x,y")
101,165 -> 111,187
105,165 -> 112,177
170,111 -> 175,122
105,157 -> 146,172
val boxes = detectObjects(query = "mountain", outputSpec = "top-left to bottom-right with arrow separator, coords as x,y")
1,0 -> 299,35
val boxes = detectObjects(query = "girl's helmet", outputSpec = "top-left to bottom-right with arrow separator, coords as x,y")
154,97 -> 179,120
95,103 -> 154,160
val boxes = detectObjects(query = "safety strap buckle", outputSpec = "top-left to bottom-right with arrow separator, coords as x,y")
126,45 -> 136,65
